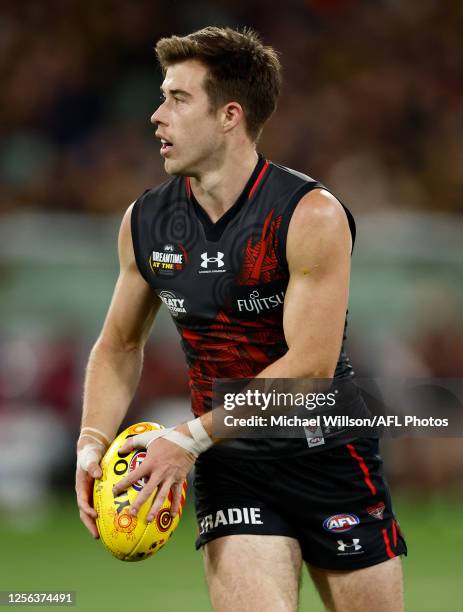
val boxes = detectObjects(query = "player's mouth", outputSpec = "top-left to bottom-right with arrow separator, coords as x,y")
160,138 -> 173,157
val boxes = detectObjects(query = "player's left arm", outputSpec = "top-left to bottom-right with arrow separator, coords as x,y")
274,187 -> 352,378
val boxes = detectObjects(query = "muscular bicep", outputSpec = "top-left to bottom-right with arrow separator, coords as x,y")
282,189 -> 352,378
98,203 -> 160,351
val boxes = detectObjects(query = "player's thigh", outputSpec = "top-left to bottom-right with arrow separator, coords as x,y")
203,534 -> 302,612
307,556 -> 403,612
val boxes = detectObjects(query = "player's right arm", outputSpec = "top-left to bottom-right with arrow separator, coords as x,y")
75,202 -> 161,538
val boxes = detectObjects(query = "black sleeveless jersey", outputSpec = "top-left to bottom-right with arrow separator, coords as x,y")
131,155 -> 357,443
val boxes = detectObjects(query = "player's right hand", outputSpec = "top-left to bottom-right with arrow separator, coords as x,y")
75,444 -> 104,539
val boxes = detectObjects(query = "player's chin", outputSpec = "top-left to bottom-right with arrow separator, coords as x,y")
163,158 -> 184,176
163,155 -> 192,177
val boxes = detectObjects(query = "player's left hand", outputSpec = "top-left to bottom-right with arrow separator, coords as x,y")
111,428 -> 196,522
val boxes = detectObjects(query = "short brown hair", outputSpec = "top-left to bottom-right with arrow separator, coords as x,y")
155,27 -> 281,141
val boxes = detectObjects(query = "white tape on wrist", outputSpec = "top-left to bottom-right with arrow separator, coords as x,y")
77,443 -> 104,472
78,432 -> 106,446
136,428 -> 174,449
162,430 -> 201,457
126,421 -> 212,457
80,426 -> 111,446
187,418 -> 213,453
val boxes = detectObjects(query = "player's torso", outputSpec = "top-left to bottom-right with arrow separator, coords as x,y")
133,159 -> 316,347
131,156 -> 354,417
146,182 -> 288,332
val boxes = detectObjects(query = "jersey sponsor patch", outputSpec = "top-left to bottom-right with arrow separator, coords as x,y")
231,280 -> 286,318
236,289 -> 285,315
149,243 -> 187,277
323,513 -> 360,533
158,290 -> 188,318
199,251 -> 226,274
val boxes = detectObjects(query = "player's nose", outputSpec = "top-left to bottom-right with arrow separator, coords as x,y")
151,105 -> 166,126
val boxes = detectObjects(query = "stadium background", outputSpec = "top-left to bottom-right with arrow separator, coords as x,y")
1,0 -> 462,610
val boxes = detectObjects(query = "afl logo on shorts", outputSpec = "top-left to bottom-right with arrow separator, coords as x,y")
323,513 -> 360,533
129,451 -> 147,492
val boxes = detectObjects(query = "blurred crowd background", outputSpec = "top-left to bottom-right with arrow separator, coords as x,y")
1,0 -> 462,214
1,0 -> 462,527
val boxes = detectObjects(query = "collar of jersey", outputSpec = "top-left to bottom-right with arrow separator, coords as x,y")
186,153 -> 268,242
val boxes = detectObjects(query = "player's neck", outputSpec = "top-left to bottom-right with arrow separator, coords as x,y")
189,147 -> 258,223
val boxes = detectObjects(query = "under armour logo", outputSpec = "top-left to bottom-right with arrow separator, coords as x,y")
337,539 -> 362,552
201,252 -> 224,268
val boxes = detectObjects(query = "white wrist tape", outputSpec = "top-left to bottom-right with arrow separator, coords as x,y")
77,443 -> 104,472
162,430 -> 202,457
78,432 -> 105,446
136,428 -> 175,449
126,427 -> 198,455
80,426 -> 111,446
127,420 -> 212,457
187,418 -> 213,453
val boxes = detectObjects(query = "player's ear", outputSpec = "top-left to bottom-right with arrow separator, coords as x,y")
222,101 -> 244,133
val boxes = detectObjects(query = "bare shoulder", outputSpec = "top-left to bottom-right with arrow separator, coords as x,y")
118,202 -> 137,267
287,188 -> 352,269
291,188 -> 349,232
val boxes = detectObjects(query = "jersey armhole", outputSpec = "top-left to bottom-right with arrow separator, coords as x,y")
130,190 -> 150,283
276,183 -> 357,269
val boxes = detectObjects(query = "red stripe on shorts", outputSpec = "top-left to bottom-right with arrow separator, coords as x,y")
392,519 -> 398,547
345,443 -> 377,496
382,528 -> 395,559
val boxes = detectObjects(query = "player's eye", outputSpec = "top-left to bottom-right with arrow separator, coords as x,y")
159,93 -> 166,102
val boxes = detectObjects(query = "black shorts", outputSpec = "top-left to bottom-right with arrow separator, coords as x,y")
194,438 -> 407,570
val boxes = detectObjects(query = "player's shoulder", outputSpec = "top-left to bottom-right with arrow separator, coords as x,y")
133,174 -> 184,209
268,159 -> 319,190
118,176 -> 183,259
296,189 -> 346,223
268,159 -> 356,249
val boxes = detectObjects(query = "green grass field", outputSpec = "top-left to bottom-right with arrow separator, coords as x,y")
1,493 -> 462,611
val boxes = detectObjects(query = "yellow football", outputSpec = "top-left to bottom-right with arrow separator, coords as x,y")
93,422 -> 186,562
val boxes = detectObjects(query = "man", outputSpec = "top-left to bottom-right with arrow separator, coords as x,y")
76,27 -> 406,612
